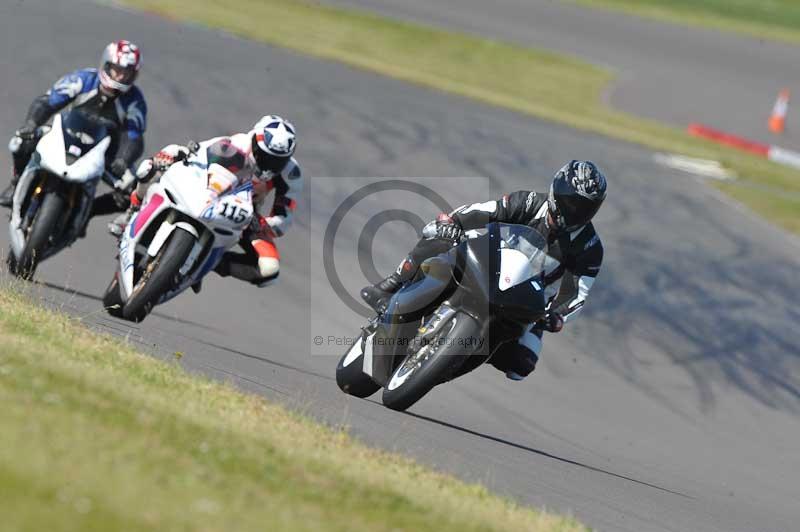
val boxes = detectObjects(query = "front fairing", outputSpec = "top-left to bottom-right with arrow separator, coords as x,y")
158,159 -> 253,232
489,223 -> 551,323
36,111 -> 111,183
442,223 -> 552,323
119,160 -> 254,300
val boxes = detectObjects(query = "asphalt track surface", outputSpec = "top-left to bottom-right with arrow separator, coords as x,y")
328,0 -> 800,147
2,1 -> 799,531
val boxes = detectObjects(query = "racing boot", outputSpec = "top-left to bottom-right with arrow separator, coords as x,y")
360,271 -> 404,314
108,210 -> 133,238
107,191 -> 141,238
191,280 -> 203,294
3,131 -> 37,208
0,181 -> 16,208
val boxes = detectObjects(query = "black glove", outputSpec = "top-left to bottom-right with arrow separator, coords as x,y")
185,140 -> 200,155
109,158 -> 129,179
177,141 -> 200,166
433,213 -> 463,242
15,120 -> 37,141
539,312 -> 564,333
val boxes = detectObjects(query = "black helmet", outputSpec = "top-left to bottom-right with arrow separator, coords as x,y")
548,160 -> 607,232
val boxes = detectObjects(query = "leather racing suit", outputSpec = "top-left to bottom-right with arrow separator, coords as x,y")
132,131 -> 302,285
397,190 -> 603,378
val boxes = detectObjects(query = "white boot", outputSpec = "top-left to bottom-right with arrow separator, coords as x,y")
108,210 -> 133,237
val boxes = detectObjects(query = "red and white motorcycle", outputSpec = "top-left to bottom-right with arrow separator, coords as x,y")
103,151 -> 253,322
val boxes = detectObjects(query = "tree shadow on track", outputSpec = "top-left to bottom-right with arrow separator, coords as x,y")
579,180 -> 800,414
403,410 -> 693,500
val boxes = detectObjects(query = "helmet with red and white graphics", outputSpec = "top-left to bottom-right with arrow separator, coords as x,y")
99,40 -> 141,94
251,115 -> 297,174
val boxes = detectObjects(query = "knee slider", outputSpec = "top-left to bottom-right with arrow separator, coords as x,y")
257,256 -> 280,279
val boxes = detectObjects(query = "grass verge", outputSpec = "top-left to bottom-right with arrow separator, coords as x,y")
0,287 -> 586,532
120,0 -> 800,233
568,0 -> 800,45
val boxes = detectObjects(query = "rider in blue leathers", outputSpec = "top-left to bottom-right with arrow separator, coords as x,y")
1,40 -> 147,218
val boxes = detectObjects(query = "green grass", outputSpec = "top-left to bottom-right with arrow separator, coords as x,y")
121,0 -> 800,233
0,287 -> 586,532
715,183 -> 800,234
569,0 -> 800,44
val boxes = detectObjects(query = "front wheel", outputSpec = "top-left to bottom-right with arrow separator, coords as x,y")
336,329 -> 381,398
12,191 -> 66,279
102,273 -> 124,318
382,311 -> 482,412
121,227 -> 196,322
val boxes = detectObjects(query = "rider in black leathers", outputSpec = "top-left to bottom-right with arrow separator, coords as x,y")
361,160 -> 607,380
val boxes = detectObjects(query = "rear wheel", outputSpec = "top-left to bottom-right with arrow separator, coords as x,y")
13,191 -> 66,279
122,227 -> 196,322
336,330 -> 381,398
382,312 -> 481,412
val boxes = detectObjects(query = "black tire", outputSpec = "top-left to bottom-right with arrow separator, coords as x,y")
102,273 -> 124,318
382,312 -> 481,412
336,334 -> 381,398
122,227 -> 196,322
14,191 -> 66,279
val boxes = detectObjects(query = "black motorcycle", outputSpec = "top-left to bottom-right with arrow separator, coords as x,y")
336,222 -> 556,411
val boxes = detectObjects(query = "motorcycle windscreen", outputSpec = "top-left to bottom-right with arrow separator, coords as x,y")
60,110 -> 110,163
491,223 -> 552,323
496,224 -> 550,288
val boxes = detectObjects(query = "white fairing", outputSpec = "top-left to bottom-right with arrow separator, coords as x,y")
343,331 -> 376,370
362,332 -> 376,376
36,114 -> 110,182
8,115 -> 108,259
498,248 -> 537,291
117,156 -> 254,304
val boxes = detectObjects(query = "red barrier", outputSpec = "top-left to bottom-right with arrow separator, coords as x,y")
687,123 -> 770,157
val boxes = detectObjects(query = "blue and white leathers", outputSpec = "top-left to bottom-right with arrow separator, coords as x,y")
47,68 -> 147,143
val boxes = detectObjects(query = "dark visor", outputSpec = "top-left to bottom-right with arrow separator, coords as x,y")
104,63 -> 137,85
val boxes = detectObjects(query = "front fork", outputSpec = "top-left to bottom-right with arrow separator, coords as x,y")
22,174 -> 83,236
21,174 -> 48,231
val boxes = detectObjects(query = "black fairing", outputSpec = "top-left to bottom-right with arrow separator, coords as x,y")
369,223 -> 551,386
385,267 -> 454,323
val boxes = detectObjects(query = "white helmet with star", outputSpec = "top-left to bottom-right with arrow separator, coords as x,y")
251,115 -> 297,174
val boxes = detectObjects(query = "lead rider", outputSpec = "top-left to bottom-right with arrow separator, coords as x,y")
361,160 -> 607,380
1,40 -> 147,213
114,115 -> 302,286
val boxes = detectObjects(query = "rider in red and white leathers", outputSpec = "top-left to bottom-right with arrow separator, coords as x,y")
114,115 -> 301,285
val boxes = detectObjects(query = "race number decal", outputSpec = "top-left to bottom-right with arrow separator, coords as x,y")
219,203 -> 249,224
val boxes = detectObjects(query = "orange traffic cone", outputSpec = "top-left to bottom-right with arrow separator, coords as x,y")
769,89 -> 790,134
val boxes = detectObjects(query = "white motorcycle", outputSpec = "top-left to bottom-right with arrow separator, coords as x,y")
7,108 -> 128,278
102,150 -> 254,322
